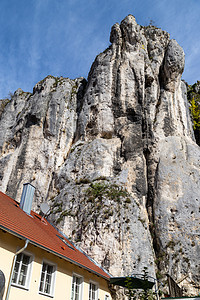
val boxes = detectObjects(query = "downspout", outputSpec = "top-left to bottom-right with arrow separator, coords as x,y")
5,239 -> 29,300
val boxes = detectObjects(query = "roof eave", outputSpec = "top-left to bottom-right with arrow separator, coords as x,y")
0,224 -> 110,281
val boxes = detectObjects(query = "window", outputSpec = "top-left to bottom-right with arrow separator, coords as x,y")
71,274 -> 83,300
12,252 -> 32,288
39,261 -> 56,296
89,282 -> 98,300
105,295 -> 110,300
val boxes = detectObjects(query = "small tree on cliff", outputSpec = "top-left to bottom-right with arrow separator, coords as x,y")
125,267 -> 161,300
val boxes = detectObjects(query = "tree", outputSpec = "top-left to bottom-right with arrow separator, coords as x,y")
190,96 -> 200,130
125,267 -> 162,300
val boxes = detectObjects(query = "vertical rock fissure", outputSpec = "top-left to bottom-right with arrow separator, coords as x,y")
74,78 -> 87,143
142,95 -> 161,267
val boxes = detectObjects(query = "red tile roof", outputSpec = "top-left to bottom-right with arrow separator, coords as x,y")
0,191 -> 110,279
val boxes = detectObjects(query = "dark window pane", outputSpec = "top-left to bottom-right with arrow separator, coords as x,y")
13,261 -> 20,274
22,254 -> 30,265
12,272 -> 18,283
16,253 -> 22,263
19,274 -> 26,286
47,265 -> 53,274
40,271 -> 45,282
21,264 -> 28,276
45,283 -> 50,294
39,281 -> 44,292
46,274 -> 52,284
42,263 -> 47,272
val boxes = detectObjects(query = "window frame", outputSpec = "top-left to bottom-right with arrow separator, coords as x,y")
89,280 -> 98,300
71,273 -> 83,300
11,250 -> 34,290
38,259 -> 56,298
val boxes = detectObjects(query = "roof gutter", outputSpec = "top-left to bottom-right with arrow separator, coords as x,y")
5,239 -> 29,300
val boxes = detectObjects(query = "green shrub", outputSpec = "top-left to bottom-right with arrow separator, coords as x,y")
85,182 -> 131,203
187,81 -> 200,145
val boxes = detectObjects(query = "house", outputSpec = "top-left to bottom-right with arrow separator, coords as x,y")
0,183 -> 112,300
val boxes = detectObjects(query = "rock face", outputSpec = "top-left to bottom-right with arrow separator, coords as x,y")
0,15 -> 199,296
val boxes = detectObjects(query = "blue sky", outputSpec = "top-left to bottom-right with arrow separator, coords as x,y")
0,0 -> 199,99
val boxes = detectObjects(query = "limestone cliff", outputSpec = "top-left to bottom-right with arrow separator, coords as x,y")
0,15 -> 199,296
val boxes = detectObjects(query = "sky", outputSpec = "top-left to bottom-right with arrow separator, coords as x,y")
0,0 -> 199,99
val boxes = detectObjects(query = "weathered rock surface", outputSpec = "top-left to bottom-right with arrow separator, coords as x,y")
0,76 -> 86,206
0,15 -> 199,296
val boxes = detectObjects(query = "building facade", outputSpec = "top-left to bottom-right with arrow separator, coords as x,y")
0,185 -> 111,300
